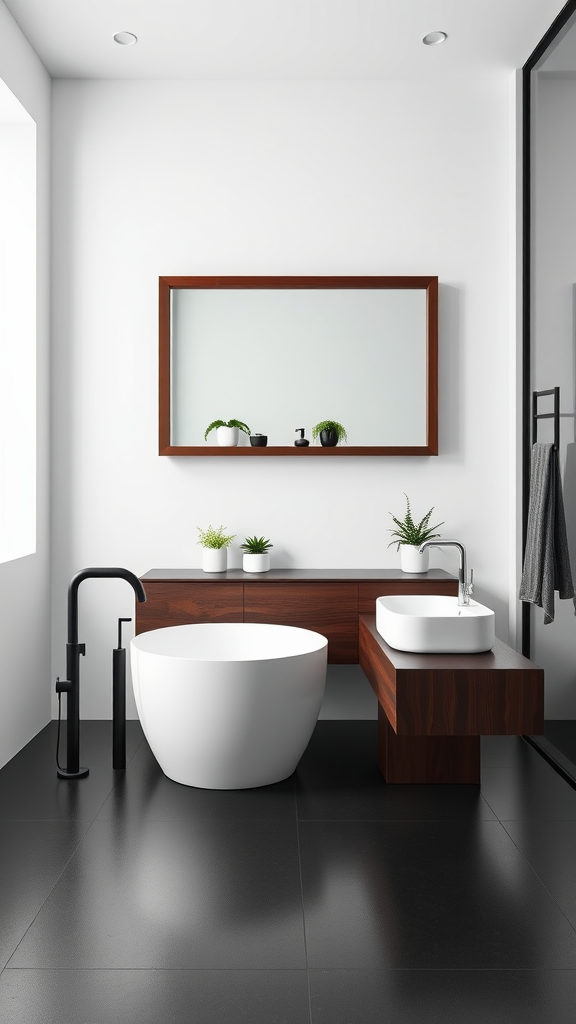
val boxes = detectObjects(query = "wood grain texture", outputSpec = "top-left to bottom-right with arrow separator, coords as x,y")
135,581 -> 243,635
158,277 -> 172,455
359,615 -> 544,736
243,582 -> 358,663
156,445 -> 439,457
359,614 -> 398,729
159,275 -> 438,290
358,578 -> 458,614
378,706 -> 480,784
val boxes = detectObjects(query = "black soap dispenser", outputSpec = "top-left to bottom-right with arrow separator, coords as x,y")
294,428 -> 310,447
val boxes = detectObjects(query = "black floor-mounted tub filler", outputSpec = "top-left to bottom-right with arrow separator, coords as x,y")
55,567 -> 147,779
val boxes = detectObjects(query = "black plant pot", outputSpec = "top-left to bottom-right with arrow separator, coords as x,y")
320,428 -> 338,447
250,434 -> 268,447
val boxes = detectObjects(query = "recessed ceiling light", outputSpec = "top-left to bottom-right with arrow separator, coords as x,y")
113,31 -> 138,46
423,31 -> 448,46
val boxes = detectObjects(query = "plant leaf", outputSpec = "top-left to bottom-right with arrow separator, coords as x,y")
240,534 -> 273,553
197,524 -> 235,549
311,420 -> 348,443
227,419 -> 251,434
387,494 -> 444,548
204,419 -> 226,441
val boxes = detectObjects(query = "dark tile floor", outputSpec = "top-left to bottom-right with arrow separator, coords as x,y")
2,721 -> 576,1022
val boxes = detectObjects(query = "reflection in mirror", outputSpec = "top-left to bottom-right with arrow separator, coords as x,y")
159,277 -> 438,456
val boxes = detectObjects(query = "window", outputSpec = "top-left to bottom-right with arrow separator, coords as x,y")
0,78 -> 36,563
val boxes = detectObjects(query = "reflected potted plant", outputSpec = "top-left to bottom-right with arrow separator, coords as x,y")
240,535 -> 273,573
311,420 -> 348,447
197,524 -> 235,572
387,494 -> 444,573
204,419 -> 251,446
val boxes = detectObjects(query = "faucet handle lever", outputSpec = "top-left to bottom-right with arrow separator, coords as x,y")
467,569 -> 474,594
117,617 -> 132,650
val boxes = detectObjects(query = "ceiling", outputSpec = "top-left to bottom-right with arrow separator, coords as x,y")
1,0 -> 571,80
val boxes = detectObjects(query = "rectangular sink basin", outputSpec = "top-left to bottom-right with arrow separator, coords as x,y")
375,594 -> 495,654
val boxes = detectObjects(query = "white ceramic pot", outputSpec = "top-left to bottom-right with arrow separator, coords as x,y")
202,547 -> 228,572
243,552 -> 270,573
216,425 -> 239,446
400,545 -> 429,574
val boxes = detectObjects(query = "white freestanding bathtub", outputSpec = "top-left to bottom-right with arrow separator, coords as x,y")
130,622 -> 328,789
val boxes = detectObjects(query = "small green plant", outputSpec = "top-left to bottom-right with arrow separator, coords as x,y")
311,420 -> 348,444
204,418 -> 251,441
387,494 -> 444,551
240,535 -> 273,554
197,524 -> 236,549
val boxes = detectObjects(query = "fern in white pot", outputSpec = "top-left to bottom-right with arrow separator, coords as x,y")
387,495 -> 444,573
204,419 -> 251,446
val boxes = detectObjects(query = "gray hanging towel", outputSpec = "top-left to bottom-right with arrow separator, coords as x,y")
519,442 -> 576,624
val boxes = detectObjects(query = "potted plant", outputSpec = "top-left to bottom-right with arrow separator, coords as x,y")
197,524 -> 235,572
387,494 -> 444,573
311,420 -> 348,447
240,535 -> 273,573
204,419 -> 251,446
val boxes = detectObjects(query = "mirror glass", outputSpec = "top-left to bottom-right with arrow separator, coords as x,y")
159,277 -> 437,455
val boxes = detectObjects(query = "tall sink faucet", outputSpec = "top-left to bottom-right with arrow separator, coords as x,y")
418,540 -> 474,606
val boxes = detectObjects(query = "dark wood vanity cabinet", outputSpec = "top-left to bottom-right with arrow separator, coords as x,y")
136,569 -> 458,664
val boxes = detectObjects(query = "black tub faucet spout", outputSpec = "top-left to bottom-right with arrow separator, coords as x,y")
67,567 -> 146,644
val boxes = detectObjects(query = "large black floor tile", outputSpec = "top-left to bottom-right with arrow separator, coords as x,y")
296,722 -> 494,821
299,820 -> 576,969
0,968 -> 310,1024
504,820 -> 576,928
481,741 -> 576,821
309,969 -> 576,1023
95,738 -> 297,822
0,722 -> 144,821
0,821 -> 88,970
7,818 -> 306,969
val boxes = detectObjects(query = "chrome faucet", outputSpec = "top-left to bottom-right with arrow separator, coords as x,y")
418,540 -> 474,606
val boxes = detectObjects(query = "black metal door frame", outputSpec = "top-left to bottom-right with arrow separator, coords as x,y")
521,0 -> 576,658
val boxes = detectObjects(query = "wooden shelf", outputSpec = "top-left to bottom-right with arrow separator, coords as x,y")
159,445 -> 438,457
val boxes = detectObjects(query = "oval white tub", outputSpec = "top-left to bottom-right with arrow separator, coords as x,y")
130,622 -> 328,789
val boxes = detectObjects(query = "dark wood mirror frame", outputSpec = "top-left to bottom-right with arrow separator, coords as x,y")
159,275 -> 438,456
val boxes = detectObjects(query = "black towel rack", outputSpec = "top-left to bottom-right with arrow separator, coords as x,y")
532,387 -> 560,450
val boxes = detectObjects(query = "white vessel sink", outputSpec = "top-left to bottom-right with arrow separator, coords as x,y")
375,594 -> 495,654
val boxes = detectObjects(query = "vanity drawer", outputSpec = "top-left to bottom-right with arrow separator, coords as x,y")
243,582 -> 358,663
135,581 -> 243,634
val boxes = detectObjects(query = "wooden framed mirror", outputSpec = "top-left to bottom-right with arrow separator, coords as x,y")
159,275 -> 438,456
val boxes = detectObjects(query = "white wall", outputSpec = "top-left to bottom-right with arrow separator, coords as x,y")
0,0 -> 51,766
532,74 -> 576,717
51,77 -> 514,719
